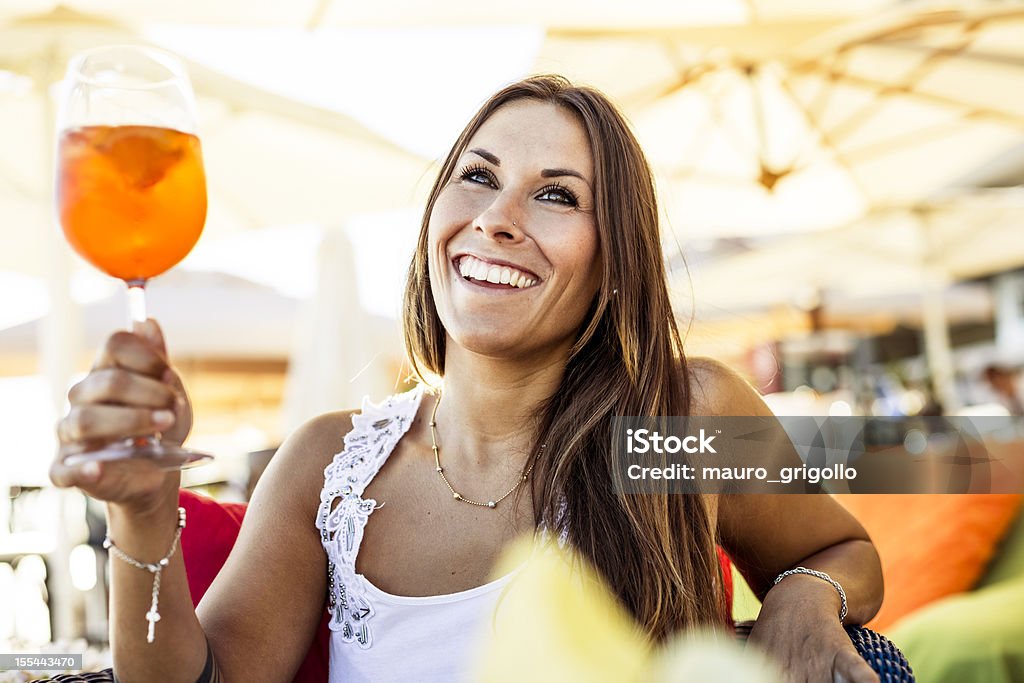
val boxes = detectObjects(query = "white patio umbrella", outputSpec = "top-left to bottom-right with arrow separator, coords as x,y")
535,5 -> 1024,241
0,0 -> 895,31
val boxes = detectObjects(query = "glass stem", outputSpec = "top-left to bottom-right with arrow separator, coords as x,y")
126,279 -> 148,325
126,279 -> 158,445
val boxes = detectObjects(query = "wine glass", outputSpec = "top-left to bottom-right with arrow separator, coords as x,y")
56,45 -> 212,469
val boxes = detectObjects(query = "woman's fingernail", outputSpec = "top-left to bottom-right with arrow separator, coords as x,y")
153,409 -> 175,427
82,462 -> 101,480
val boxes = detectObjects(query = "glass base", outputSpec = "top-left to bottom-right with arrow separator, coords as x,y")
63,438 -> 213,471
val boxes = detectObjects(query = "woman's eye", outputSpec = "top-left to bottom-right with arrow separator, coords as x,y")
459,165 -> 496,187
537,185 -> 578,207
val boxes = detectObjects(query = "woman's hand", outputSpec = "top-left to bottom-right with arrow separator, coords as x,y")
49,319 -> 192,513
747,576 -> 879,683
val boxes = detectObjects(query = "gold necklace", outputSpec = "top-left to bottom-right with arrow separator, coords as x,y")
429,390 -> 541,509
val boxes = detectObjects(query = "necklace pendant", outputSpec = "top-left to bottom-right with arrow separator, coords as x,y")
487,501 -> 496,508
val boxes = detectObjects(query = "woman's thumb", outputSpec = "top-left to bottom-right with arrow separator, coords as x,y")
132,318 -> 167,355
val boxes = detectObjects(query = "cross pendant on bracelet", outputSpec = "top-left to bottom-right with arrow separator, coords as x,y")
146,607 -> 161,643
146,569 -> 162,643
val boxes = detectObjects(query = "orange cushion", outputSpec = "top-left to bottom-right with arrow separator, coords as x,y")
833,494 -> 1024,632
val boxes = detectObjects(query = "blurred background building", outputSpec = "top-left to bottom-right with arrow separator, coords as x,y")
1,0 -> 1023,668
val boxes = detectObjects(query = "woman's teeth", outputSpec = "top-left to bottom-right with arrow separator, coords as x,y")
458,255 -> 537,288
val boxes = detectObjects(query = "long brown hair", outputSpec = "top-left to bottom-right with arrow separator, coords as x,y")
402,75 -> 725,640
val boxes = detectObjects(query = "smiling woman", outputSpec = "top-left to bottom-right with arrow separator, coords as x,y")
51,75 -> 886,683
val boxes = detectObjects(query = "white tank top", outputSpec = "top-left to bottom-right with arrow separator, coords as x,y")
315,386 -> 520,683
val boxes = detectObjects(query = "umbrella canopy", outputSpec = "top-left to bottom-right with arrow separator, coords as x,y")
536,6 -> 1024,241
683,187 -> 1024,314
0,8 -> 433,279
0,1 -> 893,30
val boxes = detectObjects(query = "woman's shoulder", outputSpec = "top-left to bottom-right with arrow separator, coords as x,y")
256,410 -> 360,501
286,408 -> 361,455
685,356 -> 771,417
279,388 -> 424,469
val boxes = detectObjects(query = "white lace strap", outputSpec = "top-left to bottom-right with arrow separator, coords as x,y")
316,386 -> 425,648
321,387 -> 424,497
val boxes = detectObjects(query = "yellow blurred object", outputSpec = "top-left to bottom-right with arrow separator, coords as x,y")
474,536 -> 650,682
474,535 -> 782,683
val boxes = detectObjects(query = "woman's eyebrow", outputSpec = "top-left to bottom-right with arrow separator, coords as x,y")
468,148 -> 500,165
541,168 -> 588,183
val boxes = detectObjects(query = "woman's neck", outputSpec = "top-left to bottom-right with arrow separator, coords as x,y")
432,344 -> 567,473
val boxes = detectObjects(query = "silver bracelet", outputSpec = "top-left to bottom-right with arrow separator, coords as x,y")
104,506 -> 187,643
773,566 -> 848,622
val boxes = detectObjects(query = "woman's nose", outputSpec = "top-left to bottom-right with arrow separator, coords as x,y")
473,195 -> 525,242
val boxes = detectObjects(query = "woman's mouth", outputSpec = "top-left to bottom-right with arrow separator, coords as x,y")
454,254 -> 540,290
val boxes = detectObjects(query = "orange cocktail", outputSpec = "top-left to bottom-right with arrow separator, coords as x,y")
57,124 -> 207,282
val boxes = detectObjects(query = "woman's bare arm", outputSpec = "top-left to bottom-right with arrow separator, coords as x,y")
195,410 -> 354,681
81,410 -> 351,683
50,319 -> 353,683
689,357 -> 884,625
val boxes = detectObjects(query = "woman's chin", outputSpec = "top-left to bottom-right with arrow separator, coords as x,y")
447,327 -> 534,359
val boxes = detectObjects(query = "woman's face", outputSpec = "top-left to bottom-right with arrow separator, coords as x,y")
427,100 -> 602,360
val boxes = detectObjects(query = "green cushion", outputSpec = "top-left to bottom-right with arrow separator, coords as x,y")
887,578 -> 1024,683
977,508 -> 1024,589
730,565 -> 762,623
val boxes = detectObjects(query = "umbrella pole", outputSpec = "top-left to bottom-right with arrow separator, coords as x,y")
37,46 -> 85,643
282,229 -> 374,433
922,278 -> 959,415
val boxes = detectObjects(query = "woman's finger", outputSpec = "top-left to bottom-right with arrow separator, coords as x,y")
832,644 -> 879,683
49,455 -> 172,508
68,368 -> 177,410
58,404 -> 176,444
49,457 -> 103,490
92,330 -> 168,378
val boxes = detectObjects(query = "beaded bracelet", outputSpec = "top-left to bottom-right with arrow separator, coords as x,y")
773,566 -> 848,623
103,506 -> 187,643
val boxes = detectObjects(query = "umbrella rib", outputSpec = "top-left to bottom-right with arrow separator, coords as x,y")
787,61 -> 1024,129
706,74 -> 765,168
819,24 -> 979,144
797,51 -> 845,148
924,206 -> 1004,265
742,0 -> 762,24
183,61 -> 426,162
838,119 -> 981,165
747,68 -> 774,172
775,73 -> 873,205
664,110 -> 728,182
669,169 -> 754,186
789,7 -> 1024,63
620,61 -> 719,110
868,39 -> 1024,69
305,0 -> 334,30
